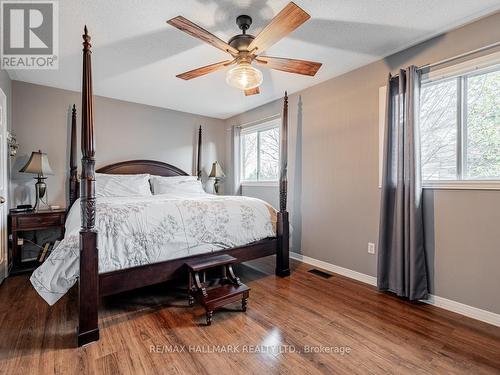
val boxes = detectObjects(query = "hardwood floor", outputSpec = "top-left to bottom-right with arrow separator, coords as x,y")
1,257 -> 499,374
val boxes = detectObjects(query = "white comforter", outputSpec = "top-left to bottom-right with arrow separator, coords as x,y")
30,193 -> 276,305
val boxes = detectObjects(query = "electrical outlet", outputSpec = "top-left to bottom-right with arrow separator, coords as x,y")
368,242 -> 376,254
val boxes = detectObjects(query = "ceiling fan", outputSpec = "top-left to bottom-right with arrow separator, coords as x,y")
167,1 -> 322,96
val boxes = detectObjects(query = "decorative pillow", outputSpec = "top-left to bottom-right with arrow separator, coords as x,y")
95,173 -> 152,197
150,175 -> 205,195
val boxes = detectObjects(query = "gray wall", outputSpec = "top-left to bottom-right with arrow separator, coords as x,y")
11,81 -> 225,207
226,12 -> 500,314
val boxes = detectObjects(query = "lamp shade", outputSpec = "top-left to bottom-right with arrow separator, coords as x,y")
209,161 -> 225,178
20,150 -> 54,176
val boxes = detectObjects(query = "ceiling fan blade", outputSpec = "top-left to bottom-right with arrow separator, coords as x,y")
176,60 -> 234,80
248,2 -> 310,54
244,87 -> 260,96
255,56 -> 322,76
167,16 -> 239,56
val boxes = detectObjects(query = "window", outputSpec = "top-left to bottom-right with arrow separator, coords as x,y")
240,119 -> 280,183
420,56 -> 500,187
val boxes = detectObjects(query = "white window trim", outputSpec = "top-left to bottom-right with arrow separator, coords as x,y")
379,51 -> 500,191
239,116 -> 281,185
240,180 -> 279,187
240,115 -> 281,133
423,180 -> 500,190
421,50 -> 500,83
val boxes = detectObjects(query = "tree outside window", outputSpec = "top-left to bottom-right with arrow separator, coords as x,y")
420,66 -> 500,182
241,121 -> 280,182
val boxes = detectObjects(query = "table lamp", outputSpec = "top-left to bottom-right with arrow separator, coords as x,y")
19,150 -> 54,211
209,161 -> 225,194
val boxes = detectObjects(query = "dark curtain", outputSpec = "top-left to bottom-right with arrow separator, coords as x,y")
377,66 -> 429,300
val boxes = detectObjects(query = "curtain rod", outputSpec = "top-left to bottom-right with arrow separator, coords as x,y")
391,41 -> 500,77
234,113 -> 281,129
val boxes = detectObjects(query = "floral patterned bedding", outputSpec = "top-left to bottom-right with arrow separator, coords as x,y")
30,193 -> 277,305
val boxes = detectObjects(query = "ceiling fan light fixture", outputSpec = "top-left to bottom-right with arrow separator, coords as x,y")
169,2 -> 321,96
225,62 -> 263,90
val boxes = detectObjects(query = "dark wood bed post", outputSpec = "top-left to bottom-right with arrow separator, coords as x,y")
69,104 -> 79,209
276,92 -> 290,277
197,125 -> 202,180
78,26 -> 99,347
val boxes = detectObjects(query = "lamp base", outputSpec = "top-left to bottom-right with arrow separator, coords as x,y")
34,177 -> 50,212
213,179 -> 220,195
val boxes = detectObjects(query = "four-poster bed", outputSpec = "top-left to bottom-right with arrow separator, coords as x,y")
74,27 -> 290,346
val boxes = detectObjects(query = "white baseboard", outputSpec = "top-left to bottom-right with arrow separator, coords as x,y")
290,252 -> 500,328
290,252 -> 377,286
422,295 -> 500,327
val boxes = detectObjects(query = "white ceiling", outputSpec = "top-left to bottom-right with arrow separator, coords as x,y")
7,0 -> 500,119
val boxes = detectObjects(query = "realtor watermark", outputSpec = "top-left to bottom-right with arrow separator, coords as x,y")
1,0 -> 58,69
150,344 -> 352,355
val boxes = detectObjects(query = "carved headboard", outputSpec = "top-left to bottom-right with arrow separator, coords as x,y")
96,160 -> 188,176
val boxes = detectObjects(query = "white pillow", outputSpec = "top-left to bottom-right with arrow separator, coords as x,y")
150,175 -> 205,195
95,173 -> 152,197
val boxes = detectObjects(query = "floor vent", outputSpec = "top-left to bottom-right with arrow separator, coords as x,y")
308,269 -> 333,279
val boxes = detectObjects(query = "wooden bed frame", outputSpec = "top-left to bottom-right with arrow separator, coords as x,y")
72,27 -> 290,347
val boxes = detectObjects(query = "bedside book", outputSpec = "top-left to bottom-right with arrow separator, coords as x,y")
37,243 -> 51,262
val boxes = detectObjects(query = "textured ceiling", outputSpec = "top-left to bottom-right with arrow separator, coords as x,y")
7,0 -> 500,119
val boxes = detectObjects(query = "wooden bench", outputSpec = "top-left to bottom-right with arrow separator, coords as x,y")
185,254 -> 250,325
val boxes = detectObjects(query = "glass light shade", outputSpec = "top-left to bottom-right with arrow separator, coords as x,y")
226,62 -> 263,90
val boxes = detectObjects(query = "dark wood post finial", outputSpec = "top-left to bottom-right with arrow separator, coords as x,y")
83,26 -> 91,51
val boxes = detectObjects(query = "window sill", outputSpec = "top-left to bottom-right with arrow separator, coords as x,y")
240,181 -> 279,188
422,181 -> 500,190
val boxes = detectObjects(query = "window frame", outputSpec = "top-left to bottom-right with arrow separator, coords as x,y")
419,52 -> 500,190
239,117 -> 281,186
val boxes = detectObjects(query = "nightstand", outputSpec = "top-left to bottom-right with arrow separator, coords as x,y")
8,209 -> 66,275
